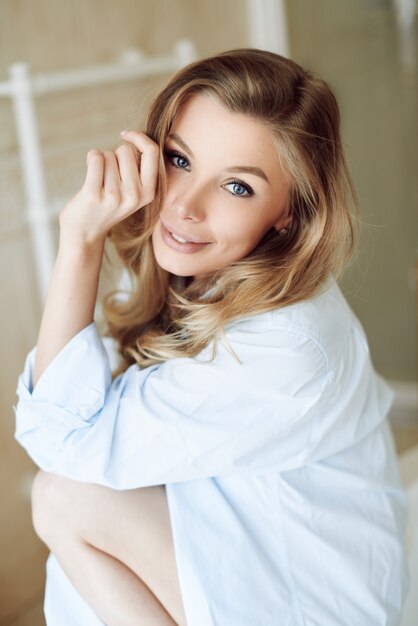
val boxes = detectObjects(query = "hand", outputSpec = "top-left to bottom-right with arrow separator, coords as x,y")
59,131 -> 159,248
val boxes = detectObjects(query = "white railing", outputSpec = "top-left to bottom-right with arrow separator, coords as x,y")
245,0 -> 289,57
0,39 -> 197,304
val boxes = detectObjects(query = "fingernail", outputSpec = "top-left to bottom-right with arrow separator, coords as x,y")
120,130 -> 128,136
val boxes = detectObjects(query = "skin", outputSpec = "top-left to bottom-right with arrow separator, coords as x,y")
30,95 -> 291,625
152,93 -> 291,279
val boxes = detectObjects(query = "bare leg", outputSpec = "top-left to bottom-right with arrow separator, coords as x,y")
51,536 -> 177,626
31,471 -> 188,626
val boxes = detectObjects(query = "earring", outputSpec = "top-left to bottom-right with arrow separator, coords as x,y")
279,228 -> 288,236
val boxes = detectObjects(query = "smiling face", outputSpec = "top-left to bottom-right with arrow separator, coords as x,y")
151,92 -> 291,279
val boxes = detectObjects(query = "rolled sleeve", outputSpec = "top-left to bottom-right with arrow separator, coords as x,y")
16,322 -> 110,417
14,319 -> 330,488
15,323 -> 111,465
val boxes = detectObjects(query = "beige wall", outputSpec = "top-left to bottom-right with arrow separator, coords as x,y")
287,0 -> 418,382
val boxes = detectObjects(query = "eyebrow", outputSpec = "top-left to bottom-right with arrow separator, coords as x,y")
167,132 -> 270,184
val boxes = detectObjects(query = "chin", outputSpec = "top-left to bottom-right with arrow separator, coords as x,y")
152,253 -> 193,277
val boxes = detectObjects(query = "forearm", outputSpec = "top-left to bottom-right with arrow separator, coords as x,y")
33,236 -> 105,388
31,131 -> 158,388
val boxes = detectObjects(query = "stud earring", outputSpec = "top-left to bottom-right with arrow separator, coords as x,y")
279,228 -> 288,236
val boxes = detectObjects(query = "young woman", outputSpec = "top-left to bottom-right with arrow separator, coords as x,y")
15,48 -> 409,626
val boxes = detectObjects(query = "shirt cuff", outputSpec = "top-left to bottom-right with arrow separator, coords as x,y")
15,322 -> 112,424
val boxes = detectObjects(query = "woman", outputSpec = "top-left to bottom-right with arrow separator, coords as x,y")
15,48 -> 409,625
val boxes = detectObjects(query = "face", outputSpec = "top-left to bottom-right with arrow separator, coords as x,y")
151,93 -> 291,279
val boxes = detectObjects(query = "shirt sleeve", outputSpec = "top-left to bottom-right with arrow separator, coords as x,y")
14,320 -> 329,489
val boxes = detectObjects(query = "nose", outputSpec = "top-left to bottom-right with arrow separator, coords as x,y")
170,181 -> 206,222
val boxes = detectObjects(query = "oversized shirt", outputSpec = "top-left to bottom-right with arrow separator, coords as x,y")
14,279 -> 410,626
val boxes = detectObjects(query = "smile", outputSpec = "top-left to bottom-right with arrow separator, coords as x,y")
160,221 -> 211,254
171,232 -> 189,243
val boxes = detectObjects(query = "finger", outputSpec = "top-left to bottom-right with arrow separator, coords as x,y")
119,131 -> 159,192
84,150 -> 104,193
119,139 -> 141,168
114,144 -> 141,193
103,151 -> 122,195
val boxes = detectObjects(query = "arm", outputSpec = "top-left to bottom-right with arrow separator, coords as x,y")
33,132 -> 159,388
16,320 -> 335,488
32,239 -> 103,387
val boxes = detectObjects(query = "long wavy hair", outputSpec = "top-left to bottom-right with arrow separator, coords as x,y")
103,48 -> 358,373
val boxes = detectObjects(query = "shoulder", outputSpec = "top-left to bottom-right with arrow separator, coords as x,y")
223,278 -> 358,372
273,279 -> 355,362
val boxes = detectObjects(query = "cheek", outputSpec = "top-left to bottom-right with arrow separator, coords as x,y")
214,229 -> 261,266
151,223 -> 162,257
162,172 -> 182,206
220,217 -> 270,250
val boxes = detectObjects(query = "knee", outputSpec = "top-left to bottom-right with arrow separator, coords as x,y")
31,470 -> 68,546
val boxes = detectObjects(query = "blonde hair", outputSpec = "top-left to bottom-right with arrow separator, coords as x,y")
104,48 -> 358,373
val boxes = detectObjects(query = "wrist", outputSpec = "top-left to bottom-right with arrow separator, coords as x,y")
58,231 -> 106,259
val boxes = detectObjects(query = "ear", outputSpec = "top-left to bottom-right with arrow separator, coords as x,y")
273,213 -> 292,233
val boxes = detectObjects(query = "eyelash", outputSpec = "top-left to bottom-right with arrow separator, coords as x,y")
164,149 -> 254,198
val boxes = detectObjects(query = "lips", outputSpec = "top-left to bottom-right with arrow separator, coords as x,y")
160,221 -> 211,254
162,221 -> 209,244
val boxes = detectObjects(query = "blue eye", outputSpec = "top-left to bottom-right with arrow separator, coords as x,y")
165,149 -> 189,169
164,149 -> 254,199
225,180 -> 253,198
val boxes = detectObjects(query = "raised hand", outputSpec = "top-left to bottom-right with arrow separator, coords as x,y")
32,132 -> 159,386
59,131 -> 159,248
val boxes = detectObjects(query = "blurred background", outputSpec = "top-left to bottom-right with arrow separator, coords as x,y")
0,0 -> 417,624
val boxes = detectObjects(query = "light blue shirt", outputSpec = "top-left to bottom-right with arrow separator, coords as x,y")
15,279 -> 410,625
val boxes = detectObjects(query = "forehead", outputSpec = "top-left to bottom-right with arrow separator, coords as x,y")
170,93 -> 278,161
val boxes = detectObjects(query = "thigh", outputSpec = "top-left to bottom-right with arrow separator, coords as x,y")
32,471 -> 187,626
